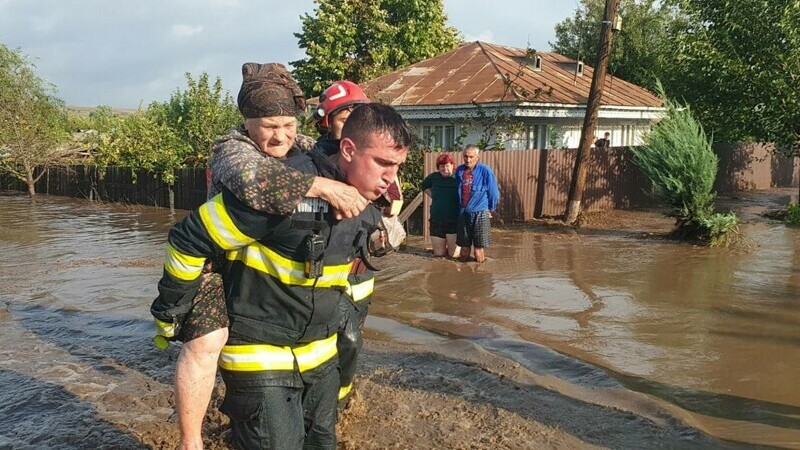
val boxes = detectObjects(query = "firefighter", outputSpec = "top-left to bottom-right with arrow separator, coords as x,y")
162,64 -> 371,450
152,103 -> 413,449
313,81 -> 404,404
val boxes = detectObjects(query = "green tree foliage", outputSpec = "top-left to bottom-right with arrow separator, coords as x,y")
667,0 -> 800,152
292,0 -> 460,96
381,0 -> 461,70
0,44 -> 69,197
629,84 -> 739,246
551,0 -> 684,91
91,110 -> 189,184
148,72 -> 240,166
74,72 -> 240,182
398,136 -> 427,199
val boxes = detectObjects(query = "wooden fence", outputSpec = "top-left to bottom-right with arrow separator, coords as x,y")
0,166 -> 208,210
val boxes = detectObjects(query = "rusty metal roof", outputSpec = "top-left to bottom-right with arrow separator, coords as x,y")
363,41 -> 662,108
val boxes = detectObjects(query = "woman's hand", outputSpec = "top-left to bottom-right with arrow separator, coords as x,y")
308,177 -> 369,220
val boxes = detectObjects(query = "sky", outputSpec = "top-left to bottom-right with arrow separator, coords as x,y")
0,0 -> 579,109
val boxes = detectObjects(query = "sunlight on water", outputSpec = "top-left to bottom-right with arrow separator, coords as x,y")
2,192 -> 800,447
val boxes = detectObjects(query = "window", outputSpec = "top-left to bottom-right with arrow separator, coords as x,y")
506,124 -> 544,150
576,61 -> 584,77
421,124 -> 457,149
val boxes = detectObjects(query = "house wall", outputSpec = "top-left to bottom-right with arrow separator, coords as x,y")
552,119 -> 652,149
407,117 -> 653,151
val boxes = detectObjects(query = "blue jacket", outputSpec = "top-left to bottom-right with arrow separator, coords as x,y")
455,162 -> 500,213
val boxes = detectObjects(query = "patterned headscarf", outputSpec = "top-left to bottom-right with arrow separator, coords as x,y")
237,62 -> 306,119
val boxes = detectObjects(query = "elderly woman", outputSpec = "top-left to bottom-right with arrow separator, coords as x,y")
421,153 -> 460,258
153,63 -> 370,450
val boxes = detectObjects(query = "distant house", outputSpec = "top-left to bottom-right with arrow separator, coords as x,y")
362,41 -> 663,150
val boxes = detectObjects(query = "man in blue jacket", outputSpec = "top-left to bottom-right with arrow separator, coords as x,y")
455,145 -> 500,263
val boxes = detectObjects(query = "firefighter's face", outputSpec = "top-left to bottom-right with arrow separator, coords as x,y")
328,108 -> 352,140
340,132 -> 408,201
245,116 -> 297,158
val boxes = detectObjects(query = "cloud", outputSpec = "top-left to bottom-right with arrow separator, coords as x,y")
0,0 -> 579,108
170,24 -> 203,39
464,30 -> 495,43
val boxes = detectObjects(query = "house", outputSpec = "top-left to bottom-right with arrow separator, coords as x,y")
361,41 -> 663,150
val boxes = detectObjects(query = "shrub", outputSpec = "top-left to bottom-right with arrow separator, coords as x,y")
629,82 -> 740,246
148,72 -> 240,167
93,111 -> 189,184
787,203 -> 800,225
700,212 -> 739,247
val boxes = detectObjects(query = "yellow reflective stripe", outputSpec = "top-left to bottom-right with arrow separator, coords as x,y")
227,244 -> 352,287
164,243 -> 205,281
219,334 -> 338,373
154,318 -> 176,338
198,194 -> 254,250
293,334 -> 338,372
345,277 -> 374,302
219,344 -> 295,371
338,383 -> 353,400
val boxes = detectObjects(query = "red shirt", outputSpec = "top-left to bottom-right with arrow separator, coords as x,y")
460,169 -> 473,208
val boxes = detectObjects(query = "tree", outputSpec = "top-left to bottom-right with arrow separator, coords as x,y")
292,0 -> 460,96
80,72 -> 240,182
148,72 -> 240,166
381,0 -> 461,70
667,0 -> 800,152
551,0 -> 684,91
0,44 -> 69,197
91,110 -> 189,184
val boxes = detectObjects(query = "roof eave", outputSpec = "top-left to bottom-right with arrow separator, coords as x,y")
393,103 -> 665,120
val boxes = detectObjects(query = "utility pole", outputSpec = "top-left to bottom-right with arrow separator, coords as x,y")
565,0 -> 620,224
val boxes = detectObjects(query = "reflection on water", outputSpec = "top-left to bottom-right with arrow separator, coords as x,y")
372,192 -> 800,448
2,191 -> 800,448
0,193 -> 182,447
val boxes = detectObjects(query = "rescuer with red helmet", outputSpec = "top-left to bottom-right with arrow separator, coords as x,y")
312,80 -> 406,408
313,80 -> 370,139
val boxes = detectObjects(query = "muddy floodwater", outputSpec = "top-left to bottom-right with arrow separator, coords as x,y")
1,190 -> 799,449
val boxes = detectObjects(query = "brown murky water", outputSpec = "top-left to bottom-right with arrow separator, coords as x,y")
1,191 -> 798,448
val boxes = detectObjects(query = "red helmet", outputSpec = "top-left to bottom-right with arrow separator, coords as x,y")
313,80 -> 370,130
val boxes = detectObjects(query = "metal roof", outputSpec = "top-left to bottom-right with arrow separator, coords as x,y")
362,41 -> 662,109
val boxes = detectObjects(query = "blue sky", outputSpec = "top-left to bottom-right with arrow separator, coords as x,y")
0,0 -> 578,108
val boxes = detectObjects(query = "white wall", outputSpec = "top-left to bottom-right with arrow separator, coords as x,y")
551,120 -> 652,148
407,118 -> 653,150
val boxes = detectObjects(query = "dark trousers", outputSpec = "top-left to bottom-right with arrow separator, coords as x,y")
220,361 -> 339,450
337,296 -> 368,393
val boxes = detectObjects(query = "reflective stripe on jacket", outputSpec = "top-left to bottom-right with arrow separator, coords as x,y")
154,149 -> 382,352
220,334 -> 337,372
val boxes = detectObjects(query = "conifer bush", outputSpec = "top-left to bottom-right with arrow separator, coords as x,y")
630,84 -> 739,246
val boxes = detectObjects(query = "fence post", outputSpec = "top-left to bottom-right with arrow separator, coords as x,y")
533,149 -> 548,218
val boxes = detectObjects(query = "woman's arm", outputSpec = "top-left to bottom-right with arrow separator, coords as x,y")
210,133 -> 367,218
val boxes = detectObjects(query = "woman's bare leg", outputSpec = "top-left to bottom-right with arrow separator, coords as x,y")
431,236 -> 447,257
175,327 -> 228,450
445,234 -> 458,259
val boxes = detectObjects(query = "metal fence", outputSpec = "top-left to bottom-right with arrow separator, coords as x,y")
422,142 -> 799,227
